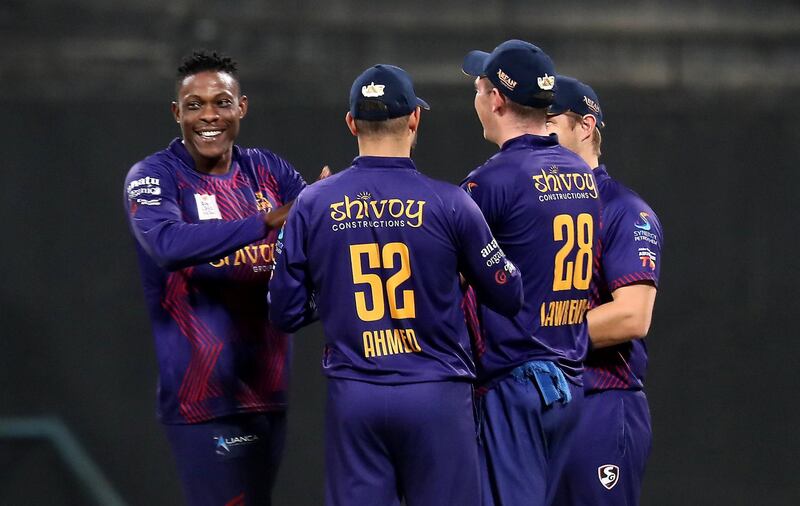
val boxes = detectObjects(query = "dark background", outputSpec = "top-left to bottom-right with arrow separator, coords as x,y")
2,1 -> 799,504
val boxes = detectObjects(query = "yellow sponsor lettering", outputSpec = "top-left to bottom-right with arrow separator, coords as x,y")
345,195 -> 366,219
330,202 -> 346,221
329,195 -> 426,227
210,243 -> 275,269
369,199 -> 388,219
387,199 -> 405,218
244,245 -> 259,264
233,248 -> 247,266
259,244 -> 274,263
405,200 -> 425,228
209,257 -> 229,267
532,169 -> 598,199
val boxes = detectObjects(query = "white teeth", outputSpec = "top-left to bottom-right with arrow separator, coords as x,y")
199,130 -> 222,138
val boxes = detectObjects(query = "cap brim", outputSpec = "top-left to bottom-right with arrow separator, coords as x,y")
462,50 -> 490,76
416,97 -> 430,110
546,104 -> 570,116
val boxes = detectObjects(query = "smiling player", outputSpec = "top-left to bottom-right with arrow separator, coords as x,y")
123,50 -> 307,506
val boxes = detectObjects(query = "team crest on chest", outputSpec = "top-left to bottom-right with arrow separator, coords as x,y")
598,464 -> 620,490
254,191 -> 273,212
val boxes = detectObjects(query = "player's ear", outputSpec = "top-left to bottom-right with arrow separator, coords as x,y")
238,95 -> 248,119
171,101 -> 180,123
491,89 -> 505,113
408,107 -> 421,133
345,112 -> 358,136
580,114 -> 597,142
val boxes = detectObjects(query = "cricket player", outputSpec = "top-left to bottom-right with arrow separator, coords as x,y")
460,40 -> 601,506
269,64 -> 523,506
546,75 -> 663,505
123,50 -> 307,505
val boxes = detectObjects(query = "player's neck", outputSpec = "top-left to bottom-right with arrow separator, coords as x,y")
357,138 -> 412,158
492,122 -> 547,148
187,147 -> 232,175
580,150 -> 599,169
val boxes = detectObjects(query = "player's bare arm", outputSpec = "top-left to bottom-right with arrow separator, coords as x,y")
586,283 -> 657,348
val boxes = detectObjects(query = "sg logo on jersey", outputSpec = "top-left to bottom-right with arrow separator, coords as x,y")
598,464 -> 620,490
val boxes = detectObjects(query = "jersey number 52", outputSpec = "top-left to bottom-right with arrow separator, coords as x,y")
349,242 -> 416,322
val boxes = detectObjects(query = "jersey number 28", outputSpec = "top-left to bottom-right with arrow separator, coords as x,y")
552,213 -> 594,291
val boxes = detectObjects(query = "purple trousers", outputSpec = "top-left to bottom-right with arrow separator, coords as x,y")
164,412 -> 286,506
554,389 -> 652,505
325,379 -> 481,506
479,366 -> 584,506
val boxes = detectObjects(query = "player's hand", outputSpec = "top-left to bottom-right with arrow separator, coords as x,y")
317,165 -> 332,181
263,201 -> 294,230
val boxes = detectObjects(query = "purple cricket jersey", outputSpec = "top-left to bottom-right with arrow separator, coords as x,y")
584,164 -> 663,393
460,134 -> 602,385
269,156 -> 523,384
124,138 -> 306,424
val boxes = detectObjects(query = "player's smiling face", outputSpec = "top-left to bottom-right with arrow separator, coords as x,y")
172,70 -> 248,174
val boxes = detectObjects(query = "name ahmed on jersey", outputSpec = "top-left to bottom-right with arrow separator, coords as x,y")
532,165 -> 598,202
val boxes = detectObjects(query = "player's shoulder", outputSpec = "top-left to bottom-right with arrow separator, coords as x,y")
293,167 -> 353,205
463,153 -> 520,189
125,145 -> 179,186
404,170 -> 468,205
236,146 -> 295,172
601,173 -> 658,220
536,143 -> 592,172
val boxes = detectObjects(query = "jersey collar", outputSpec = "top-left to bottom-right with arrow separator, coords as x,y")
593,163 -> 611,184
351,156 -> 418,171
500,133 -> 559,152
168,138 -> 242,177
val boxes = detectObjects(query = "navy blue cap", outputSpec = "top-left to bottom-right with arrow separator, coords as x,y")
547,75 -> 605,128
462,39 -> 556,108
349,64 -> 430,121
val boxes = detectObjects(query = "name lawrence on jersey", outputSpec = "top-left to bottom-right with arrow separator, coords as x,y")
540,298 -> 590,327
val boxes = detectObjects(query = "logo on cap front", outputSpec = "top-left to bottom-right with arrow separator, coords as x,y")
496,69 -> 517,91
583,96 -> 601,114
361,82 -> 385,97
537,74 -> 555,90
598,464 -> 620,490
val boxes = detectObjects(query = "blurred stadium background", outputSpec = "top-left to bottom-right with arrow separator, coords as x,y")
2,0 -> 799,504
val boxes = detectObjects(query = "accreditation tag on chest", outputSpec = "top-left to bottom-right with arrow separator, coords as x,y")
195,193 -> 223,220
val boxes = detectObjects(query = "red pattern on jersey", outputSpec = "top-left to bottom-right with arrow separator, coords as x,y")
224,492 -> 245,506
162,268 -> 224,423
